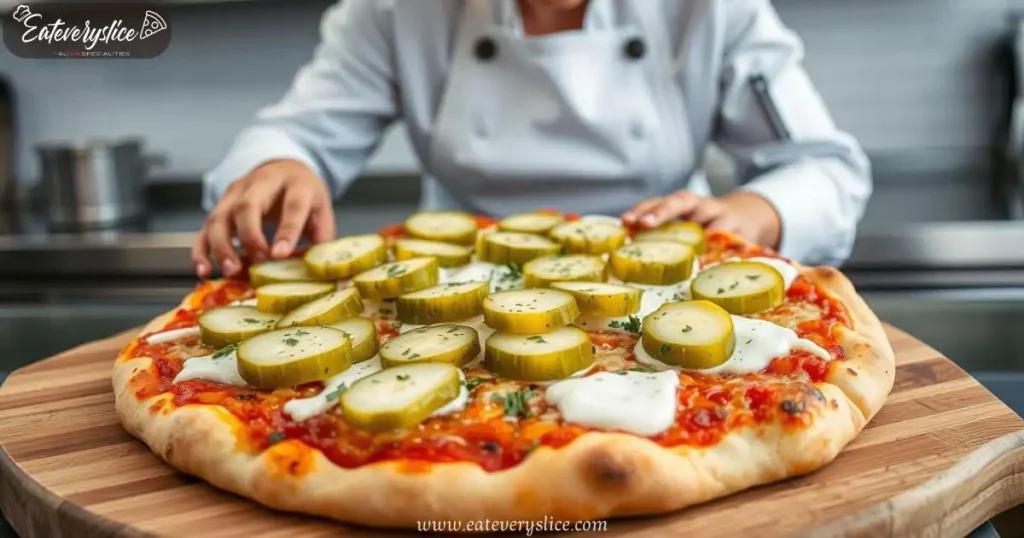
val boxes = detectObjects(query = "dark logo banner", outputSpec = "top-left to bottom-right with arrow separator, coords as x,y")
3,3 -> 170,59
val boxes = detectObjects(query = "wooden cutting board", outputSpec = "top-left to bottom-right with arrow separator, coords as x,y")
0,325 -> 1022,538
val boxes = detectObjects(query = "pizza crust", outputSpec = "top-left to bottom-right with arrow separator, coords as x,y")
112,271 -> 879,527
798,266 -> 895,421
115,351 -> 863,526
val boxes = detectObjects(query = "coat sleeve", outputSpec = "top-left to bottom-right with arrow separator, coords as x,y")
712,0 -> 872,266
202,0 -> 399,210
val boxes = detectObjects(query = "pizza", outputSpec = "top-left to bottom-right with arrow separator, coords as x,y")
112,210 -> 894,528
139,10 -> 167,40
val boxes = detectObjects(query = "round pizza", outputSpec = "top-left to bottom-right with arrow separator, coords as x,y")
112,211 -> 895,528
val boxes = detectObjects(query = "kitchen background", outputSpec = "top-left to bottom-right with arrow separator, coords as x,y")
0,0 -> 1023,411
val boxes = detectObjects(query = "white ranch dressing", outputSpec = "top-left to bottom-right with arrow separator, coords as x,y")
544,371 -> 680,436
283,356 -> 383,421
173,349 -> 248,386
145,326 -> 201,344
633,316 -> 831,375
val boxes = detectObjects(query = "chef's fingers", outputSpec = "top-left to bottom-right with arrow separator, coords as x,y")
686,197 -> 727,225
191,229 -> 213,278
232,178 -> 284,262
638,191 -> 702,228
206,214 -> 241,276
304,198 -> 337,245
621,198 -> 663,226
271,185 -> 315,259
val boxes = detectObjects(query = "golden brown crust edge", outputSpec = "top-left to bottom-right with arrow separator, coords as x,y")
113,282 -> 869,528
799,265 -> 896,422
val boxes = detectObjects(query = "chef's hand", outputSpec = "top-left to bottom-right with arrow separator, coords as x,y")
191,159 -> 336,279
621,191 -> 782,249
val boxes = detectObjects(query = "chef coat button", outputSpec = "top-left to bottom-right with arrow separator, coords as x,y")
631,122 -> 645,139
475,37 -> 497,61
624,38 -> 645,60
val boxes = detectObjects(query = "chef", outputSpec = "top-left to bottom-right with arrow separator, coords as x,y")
192,0 -> 871,279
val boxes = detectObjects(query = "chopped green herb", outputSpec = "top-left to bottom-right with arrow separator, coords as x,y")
608,315 -> 642,334
745,274 -> 762,281
325,385 -> 346,402
465,377 -> 488,390
385,264 -> 407,277
284,338 -> 300,347
212,343 -> 237,359
504,263 -> 523,279
682,325 -> 693,333
295,329 -> 310,336
493,389 -> 533,419
659,343 -> 671,356
526,335 -> 547,343
397,374 -> 411,381
242,318 -> 261,324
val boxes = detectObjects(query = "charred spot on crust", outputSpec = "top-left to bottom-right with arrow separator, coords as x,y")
584,449 -> 637,489
780,399 -> 805,414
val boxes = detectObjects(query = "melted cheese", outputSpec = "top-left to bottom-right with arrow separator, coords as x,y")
145,326 -> 200,344
544,371 -> 680,436
283,356 -> 383,421
173,350 -> 248,386
634,316 -> 831,374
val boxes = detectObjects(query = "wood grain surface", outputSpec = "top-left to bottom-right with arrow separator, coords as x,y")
0,325 -> 1021,538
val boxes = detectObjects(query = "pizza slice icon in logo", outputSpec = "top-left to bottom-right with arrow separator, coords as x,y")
139,10 -> 167,40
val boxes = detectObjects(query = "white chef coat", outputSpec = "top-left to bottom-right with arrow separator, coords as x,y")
203,0 -> 871,266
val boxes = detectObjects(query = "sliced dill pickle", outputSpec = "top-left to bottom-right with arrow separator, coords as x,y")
379,324 -> 481,368
482,289 -> 579,334
633,221 -> 706,253
303,234 -> 387,280
484,326 -> 594,382
393,239 -> 472,268
690,261 -> 785,315
477,232 -> 561,265
549,220 -> 626,255
396,281 -> 489,325
610,242 -> 695,285
497,212 -> 566,235
352,257 -> 440,300
341,363 -> 461,431
255,282 -> 335,314
276,287 -> 363,328
236,326 -> 353,389
198,306 -> 279,348
405,211 -> 479,245
550,281 -> 642,318
522,255 -> 607,288
641,301 -> 735,369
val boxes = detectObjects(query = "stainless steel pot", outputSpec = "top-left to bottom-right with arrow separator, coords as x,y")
36,139 -> 164,231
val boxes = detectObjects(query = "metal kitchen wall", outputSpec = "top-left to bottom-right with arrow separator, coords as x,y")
0,0 -> 1020,184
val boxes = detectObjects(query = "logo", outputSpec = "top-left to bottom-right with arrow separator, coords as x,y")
3,3 -> 170,59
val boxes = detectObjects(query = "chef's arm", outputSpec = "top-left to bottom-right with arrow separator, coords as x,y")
202,0 -> 398,211
713,0 -> 872,266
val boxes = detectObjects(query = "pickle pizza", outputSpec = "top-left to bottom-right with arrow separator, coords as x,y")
114,209 -> 887,531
